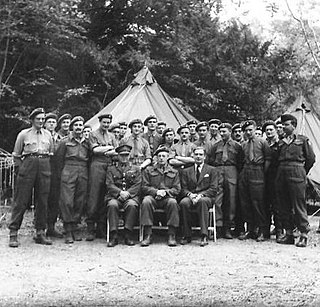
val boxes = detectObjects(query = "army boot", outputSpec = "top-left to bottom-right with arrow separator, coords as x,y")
9,230 -> 19,248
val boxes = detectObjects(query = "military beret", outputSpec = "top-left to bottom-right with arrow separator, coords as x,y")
177,124 -> 190,135
162,127 -> 175,138
70,116 -> 84,128
118,121 -> 127,127
280,114 -> 297,123
44,112 -> 57,122
115,144 -> 132,155
154,146 -> 170,156
275,119 -> 282,125
157,121 -> 166,127
57,113 -> 72,126
232,123 -> 242,132
109,123 -> 120,132
29,108 -> 45,120
241,120 -> 256,132
98,113 -> 112,121
143,115 -> 157,126
208,118 -> 222,126
195,121 -> 209,132
262,120 -> 277,133
83,124 -> 92,130
129,118 -> 143,128
186,119 -> 197,126
219,123 -> 232,130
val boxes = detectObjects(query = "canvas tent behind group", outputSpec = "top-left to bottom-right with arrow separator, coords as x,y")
86,66 -> 197,132
284,96 -> 320,196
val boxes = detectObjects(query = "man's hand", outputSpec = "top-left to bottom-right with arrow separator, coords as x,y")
156,189 -> 167,199
119,190 -> 130,201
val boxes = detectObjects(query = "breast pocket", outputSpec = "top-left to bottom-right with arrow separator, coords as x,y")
24,141 -> 37,152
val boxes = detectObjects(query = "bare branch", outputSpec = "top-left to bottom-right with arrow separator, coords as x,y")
0,35 -> 10,91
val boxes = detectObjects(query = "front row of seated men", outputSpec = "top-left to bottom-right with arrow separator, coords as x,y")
106,144 -> 217,247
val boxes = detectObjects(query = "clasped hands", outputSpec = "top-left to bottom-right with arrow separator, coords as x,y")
118,190 -> 131,201
188,193 -> 202,205
155,189 -> 167,200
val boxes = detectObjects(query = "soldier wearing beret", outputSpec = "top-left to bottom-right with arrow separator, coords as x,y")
186,120 -> 199,143
238,120 -> 272,242
208,119 -> 222,144
56,116 -> 93,243
109,123 -> 121,147
105,145 -> 142,247
118,122 -> 127,141
275,119 -> 285,140
262,120 -> 282,240
207,123 -> 243,239
120,119 -> 152,169
156,121 -> 167,136
86,113 -> 117,240
56,113 -> 72,138
157,128 -> 176,158
194,122 -> 212,154
276,114 -> 315,247
231,123 -> 244,144
9,108 -> 53,247
44,113 -> 64,238
140,147 -> 181,247
142,115 -> 162,156
170,125 -> 196,168
83,124 -> 92,140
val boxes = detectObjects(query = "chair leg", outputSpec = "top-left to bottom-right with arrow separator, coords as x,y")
139,206 -> 143,242
213,205 -> 217,242
106,218 -> 110,243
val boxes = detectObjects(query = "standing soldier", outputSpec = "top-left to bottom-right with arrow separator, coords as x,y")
105,145 -> 141,247
109,123 -> 121,147
207,123 -> 243,239
186,120 -> 199,143
56,113 -> 72,138
276,114 -> 315,247
86,114 -> 117,241
208,119 -> 222,144
158,128 -> 176,158
9,108 -> 53,247
142,115 -> 162,156
231,123 -> 243,144
120,119 -> 152,169
194,122 -> 211,153
83,124 -> 92,140
44,113 -> 63,238
118,121 -> 127,140
262,120 -> 282,240
275,119 -> 285,140
140,147 -> 181,247
156,121 -> 167,136
56,116 -> 91,244
238,120 -> 271,242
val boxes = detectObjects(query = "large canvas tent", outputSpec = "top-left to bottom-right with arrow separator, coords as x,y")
86,66 -> 197,131
284,95 -> 320,195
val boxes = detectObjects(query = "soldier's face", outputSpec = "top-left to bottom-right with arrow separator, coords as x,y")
33,113 -> 46,130
83,127 -> 92,139
61,119 -> 71,131
209,123 -> 219,134
188,124 -> 196,134
118,154 -> 129,163
112,128 -> 120,139
44,119 -> 57,132
119,125 -> 127,136
193,149 -> 205,164
232,128 -> 242,141
283,120 -> 295,135
244,125 -> 255,139
147,119 -> 157,131
265,125 -> 277,138
277,123 -> 284,136
132,123 -> 142,135
219,128 -> 231,141
72,121 -> 84,134
157,152 -> 169,165
179,128 -> 190,141
100,118 -> 112,131
156,125 -> 166,135
255,130 -> 262,138
197,127 -> 208,139
165,132 -> 174,143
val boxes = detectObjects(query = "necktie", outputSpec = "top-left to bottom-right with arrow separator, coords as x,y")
222,142 -> 228,162
196,165 -> 201,181
248,139 -> 254,162
133,137 -> 138,157
181,142 -> 186,157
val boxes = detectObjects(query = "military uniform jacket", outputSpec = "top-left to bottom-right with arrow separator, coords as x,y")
278,133 -> 315,173
142,131 -> 162,155
180,163 -> 218,199
105,163 -> 141,201
142,164 -> 181,198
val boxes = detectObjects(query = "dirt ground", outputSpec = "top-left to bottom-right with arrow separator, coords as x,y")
1,210 -> 320,307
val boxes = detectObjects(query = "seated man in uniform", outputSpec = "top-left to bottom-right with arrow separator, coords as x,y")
179,147 -> 219,247
105,145 -> 141,247
140,147 -> 181,247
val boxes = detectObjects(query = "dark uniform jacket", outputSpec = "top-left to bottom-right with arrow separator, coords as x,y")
142,164 -> 181,198
105,163 -> 141,201
180,163 -> 218,199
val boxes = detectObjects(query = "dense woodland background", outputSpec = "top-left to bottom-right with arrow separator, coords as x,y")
1,0 -> 320,151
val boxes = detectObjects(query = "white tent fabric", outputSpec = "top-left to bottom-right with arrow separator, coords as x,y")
86,66 -> 197,132
284,96 -> 320,194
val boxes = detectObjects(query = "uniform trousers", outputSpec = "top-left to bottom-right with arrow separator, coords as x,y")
47,157 -> 60,228
275,163 -> 309,233
9,156 -> 51,231
180,196 -> 212,237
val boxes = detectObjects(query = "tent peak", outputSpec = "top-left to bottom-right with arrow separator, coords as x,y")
131,66 -> 155,86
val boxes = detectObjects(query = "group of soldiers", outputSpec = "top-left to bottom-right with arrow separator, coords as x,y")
8,107 -> 316,248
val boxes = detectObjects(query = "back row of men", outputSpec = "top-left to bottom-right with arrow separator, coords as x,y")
8,108 -> 316,248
